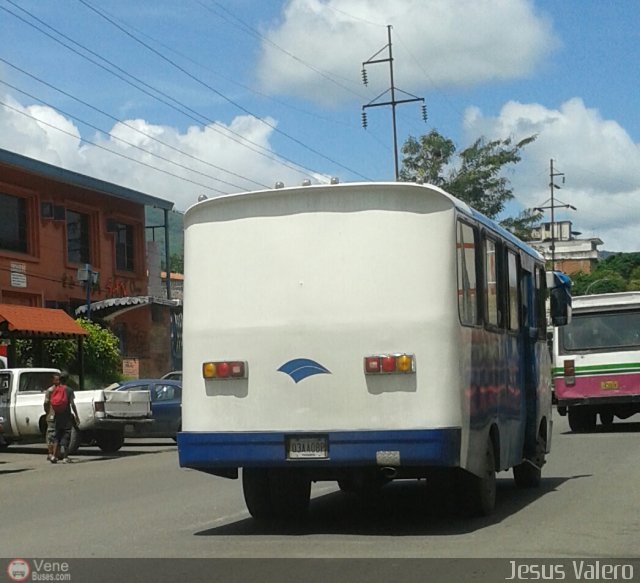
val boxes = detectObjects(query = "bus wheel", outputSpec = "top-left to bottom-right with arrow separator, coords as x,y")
243,468 -> 310,522
463,439 -> 496,517
568,407 -> 597,433
270,468 -> 311,520
599,410 -> 614,427
243,468 -> 274,520
513,434 -> 545,488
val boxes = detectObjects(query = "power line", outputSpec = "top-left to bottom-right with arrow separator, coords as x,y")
90,3 -> 360,133
200,0 -> 368,101
77,0 -> 372,181
0,80 -> 244,194
1,2 -> 330,181
0,100 -> 232,195
0,58 -> 268,190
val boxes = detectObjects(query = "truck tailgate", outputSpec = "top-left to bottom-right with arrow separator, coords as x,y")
103,390 -> 151,418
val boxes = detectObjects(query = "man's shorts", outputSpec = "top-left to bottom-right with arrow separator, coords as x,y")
46,419 -> 56,445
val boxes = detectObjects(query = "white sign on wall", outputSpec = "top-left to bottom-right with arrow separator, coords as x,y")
10,262 -> 27,288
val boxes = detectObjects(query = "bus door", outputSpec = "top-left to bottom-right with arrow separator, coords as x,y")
520,265 -> 539,456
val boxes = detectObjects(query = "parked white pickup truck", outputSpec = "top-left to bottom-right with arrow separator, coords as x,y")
0,368 -> 153,453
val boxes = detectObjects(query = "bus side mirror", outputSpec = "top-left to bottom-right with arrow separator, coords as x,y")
547,271 -> 572,327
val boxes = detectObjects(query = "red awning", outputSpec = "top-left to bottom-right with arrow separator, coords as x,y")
0,304 -> 88,338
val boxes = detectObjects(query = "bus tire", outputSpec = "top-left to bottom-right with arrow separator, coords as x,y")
243,468 -> 274,520
513,434 -> 545,488
270,468 -> 311,520
568,407 -> 597,433
337,478 -> 357,493
463,439 -> 496,517
599,410 -> 614,427
243,468 -> 310,522
95,429 -> 125,453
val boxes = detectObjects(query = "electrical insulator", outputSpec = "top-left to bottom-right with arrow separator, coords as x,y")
361,111 -> 368,129
361,67 -> 368,86
421,104 -> 428,123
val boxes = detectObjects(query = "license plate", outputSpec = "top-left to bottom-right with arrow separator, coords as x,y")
600,380 -> 619,390
286,435 -> 328,459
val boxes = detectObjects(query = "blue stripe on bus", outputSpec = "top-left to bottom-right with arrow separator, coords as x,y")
177,428 -> 461,469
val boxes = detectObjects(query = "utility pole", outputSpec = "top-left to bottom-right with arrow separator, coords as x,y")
534,159 -> 575,271
361,25 -> 427,181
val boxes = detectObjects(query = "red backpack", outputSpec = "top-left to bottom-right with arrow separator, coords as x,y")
50,385 -> 69,413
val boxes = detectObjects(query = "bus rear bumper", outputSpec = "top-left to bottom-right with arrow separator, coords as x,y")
178,428 -> 461,472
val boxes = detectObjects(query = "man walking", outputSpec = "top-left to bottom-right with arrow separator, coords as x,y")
43,373 -> 79,463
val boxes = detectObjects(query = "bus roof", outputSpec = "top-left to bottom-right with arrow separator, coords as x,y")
572,291 -> 640,312
187,181 -> 544,261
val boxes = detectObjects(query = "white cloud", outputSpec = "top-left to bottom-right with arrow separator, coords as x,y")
257,0 -> 557,105
463,98 -> 640,252
0,93 -> 320,212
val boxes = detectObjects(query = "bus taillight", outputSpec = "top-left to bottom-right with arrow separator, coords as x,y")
564,359 -> 576,386
203,361 -> 247,380
364,354 -> 415,375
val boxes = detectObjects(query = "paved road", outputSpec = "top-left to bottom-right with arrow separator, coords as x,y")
1,412 -> 640,563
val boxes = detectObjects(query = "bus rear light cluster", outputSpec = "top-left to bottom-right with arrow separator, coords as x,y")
364,354 -> 415,375
564,360 -> 576,386
202,361 -> 247,380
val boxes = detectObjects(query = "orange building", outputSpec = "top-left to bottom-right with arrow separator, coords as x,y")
0,148 -> 178,378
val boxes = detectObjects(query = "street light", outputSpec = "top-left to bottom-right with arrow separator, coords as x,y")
585,278 -> 611,295
76,264 -> 99,320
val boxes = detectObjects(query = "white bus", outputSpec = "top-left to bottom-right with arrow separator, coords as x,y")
554,292 -> 640,432
178,181 -> 570,520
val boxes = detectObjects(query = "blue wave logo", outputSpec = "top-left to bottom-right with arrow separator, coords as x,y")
278,358 -> 331,383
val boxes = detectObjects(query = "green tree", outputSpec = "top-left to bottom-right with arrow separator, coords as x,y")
169,252 -> 184,274
13,318 -> 122,387
568,253 -> 640,295
628,266 -> 640,291
499,208 -> 544,241
77,318 -> 122,384
400,129 -> 537,219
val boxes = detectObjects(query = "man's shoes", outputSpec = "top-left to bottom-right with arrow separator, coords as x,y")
62,458 -> 73,464
49,456 -> 57,464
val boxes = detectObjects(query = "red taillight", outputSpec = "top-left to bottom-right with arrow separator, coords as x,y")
564,359 -> 576,386
203,360 -> 247,380
381,356 -> 396,373
364,354 -> 415,375
365,357 -> 381,373
217,362 -> 230,378
94,401 -> 105,412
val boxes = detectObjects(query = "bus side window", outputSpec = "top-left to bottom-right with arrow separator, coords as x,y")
483,235 -> 503,329
507,250 -> 520,332
456,220 -> 479,326
535,267 -> 547,340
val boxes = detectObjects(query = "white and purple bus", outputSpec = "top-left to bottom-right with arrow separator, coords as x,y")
178,181 -> 570,521
554,292 -> 640,432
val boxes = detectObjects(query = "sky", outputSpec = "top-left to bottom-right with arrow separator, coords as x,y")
1,0 -> 639,251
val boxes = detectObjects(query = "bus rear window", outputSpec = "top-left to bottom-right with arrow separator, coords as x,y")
559,310 -> 640,352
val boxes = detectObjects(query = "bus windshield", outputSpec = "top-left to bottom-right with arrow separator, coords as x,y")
559,310 -> 640,352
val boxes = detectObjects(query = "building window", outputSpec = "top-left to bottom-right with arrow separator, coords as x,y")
115,223 -> 135,271
0,192 -> 27,253
66,209 -> 90,264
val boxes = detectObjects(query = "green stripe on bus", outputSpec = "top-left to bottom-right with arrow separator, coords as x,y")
553,362 -> 640,377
